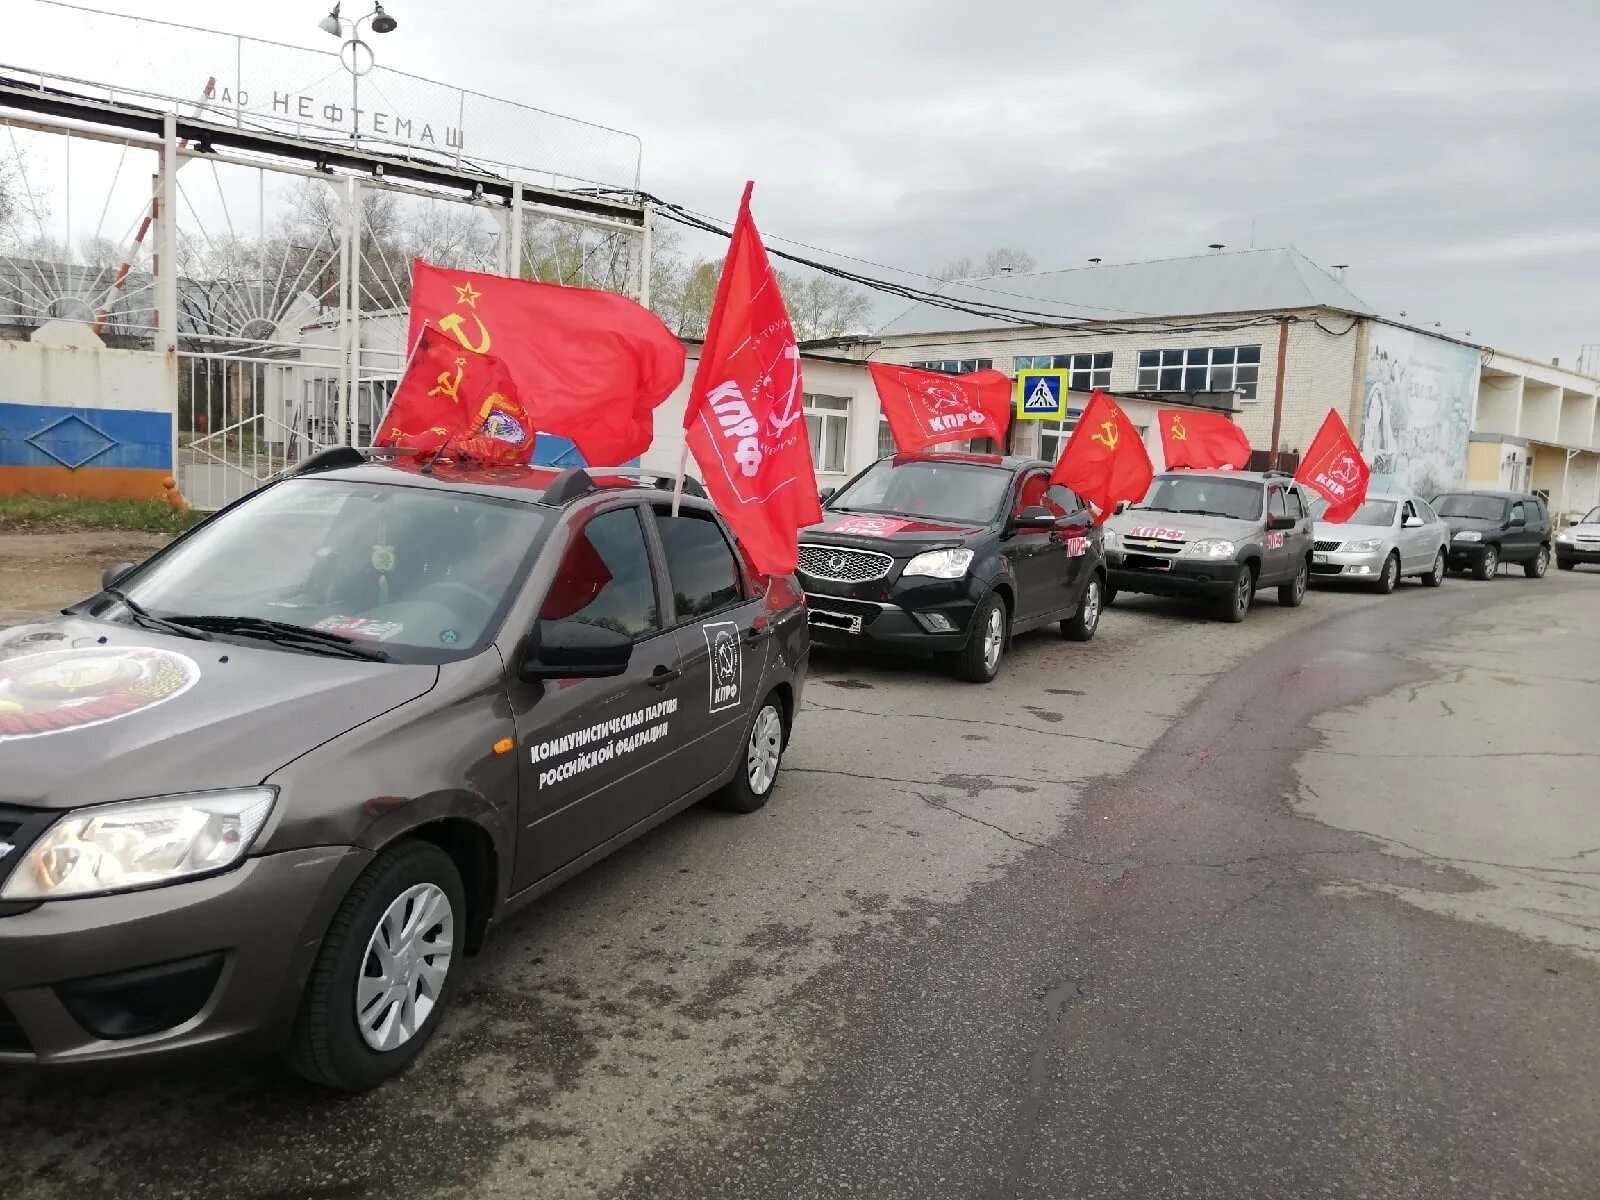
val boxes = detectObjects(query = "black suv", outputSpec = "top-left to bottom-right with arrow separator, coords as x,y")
797,452 -> 1107,683
1432,489 -> 1553,579
0,448 -> 807,1090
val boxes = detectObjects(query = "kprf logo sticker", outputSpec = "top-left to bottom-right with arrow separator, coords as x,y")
702,621 -> 743,713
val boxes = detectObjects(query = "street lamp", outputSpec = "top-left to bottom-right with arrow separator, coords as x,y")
315,5 -> 399,146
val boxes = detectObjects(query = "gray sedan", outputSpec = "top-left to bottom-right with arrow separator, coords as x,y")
1310,493 -> 1451,593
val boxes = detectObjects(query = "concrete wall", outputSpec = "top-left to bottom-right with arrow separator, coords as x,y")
0,329 -> 173,499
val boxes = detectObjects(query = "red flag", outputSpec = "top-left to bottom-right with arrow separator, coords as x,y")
1158,408 -> 1251,471
868,363 -> 1012,454
375,325 -> 534,463
1048,390 -> 1154,516
1296,409 -> 1371,523
540,525 -> 614,620
408,259 -> 686,466
681,183 -> 821,576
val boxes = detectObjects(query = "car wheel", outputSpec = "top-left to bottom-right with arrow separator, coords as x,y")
1277,557 -> 1308,607
1373,552 -> 1400,594
1525,545 -> 1550,578
284,840 -> 465,1092
1558,557 -> 1575,571
1473,545 -> 1499,581
710,692 -> 788,813
1217,564 -> 1254,623
1061,574 -> 1103,642
1422,547 -> 1446,587
951,592 -> 1007,682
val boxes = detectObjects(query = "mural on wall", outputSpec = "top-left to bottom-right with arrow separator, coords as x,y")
1360,324 -> 1478,496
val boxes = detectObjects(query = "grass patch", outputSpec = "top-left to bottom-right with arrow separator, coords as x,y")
0,496 -> 205,536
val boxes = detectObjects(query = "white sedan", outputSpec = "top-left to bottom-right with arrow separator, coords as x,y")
1310,493 -> 1451,593
1555,506 -> 1600,571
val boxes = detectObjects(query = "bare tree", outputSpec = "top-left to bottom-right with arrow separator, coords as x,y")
776,269 -> 873,341
934,247 -> 1038,281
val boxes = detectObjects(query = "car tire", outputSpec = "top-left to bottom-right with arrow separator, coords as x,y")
284,840 -> 465,1092
950,592 -> 1007,682
1473,545 -> 1499,580
1422,547 -> 1446,588
1217,564 -> 1254,623
1277,557 -> 1309,607
1525,545 -> 1550,579
1558,557 -> 1575,571
1061,574 -> 1104,642
1373,552 -> 1400,595
709,692 -> 788,814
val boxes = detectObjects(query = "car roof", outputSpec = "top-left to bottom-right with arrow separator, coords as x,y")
1431,488 -> 1530,499
287,452 -> 717,513
889,451 -> 1042,471
1154,468 -> 1280,482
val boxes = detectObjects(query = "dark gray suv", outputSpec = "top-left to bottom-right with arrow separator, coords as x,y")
0,450 -> 808,1090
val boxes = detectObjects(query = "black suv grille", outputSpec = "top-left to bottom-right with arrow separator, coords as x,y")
797,544 -> 894,583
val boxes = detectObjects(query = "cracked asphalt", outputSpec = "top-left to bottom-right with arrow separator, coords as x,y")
4,566 -> 1599,1199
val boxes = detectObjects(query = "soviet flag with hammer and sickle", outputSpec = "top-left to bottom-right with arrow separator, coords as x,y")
374,324 -> 532,464
1048,390 -> 1155,518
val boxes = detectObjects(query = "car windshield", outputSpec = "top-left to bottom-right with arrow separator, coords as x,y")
1312,498 -> 1397,526
1583,506 -> 1600,524
1433,493 -> 1507,521
1135,475 -> 1264,521
827,458 -> 1011,524
100,477 -> 549,661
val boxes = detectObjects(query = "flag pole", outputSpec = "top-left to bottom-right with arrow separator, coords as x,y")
669,440 -> 689,517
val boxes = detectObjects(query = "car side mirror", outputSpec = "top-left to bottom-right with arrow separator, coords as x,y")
519,621 -> 633,682
819,486 -> 836,503
1267,513 -> 1296,531
1114,500 -> 1131,515
102,562 -> 136,591
1403,515 -> 1424,528
1013,505 -> 1058,530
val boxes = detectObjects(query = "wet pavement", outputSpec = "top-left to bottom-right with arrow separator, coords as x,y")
4,568 -> 1598,1198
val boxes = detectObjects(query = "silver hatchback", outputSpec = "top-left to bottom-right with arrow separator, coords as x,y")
1310,493 -> 1450,593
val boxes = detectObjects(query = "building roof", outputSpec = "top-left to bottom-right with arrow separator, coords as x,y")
878,247 -> 1374,337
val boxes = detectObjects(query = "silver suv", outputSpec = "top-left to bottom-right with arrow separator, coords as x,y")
1103,470 -> 1314,622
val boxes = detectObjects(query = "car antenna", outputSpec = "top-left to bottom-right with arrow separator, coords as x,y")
421,424 -> 462,476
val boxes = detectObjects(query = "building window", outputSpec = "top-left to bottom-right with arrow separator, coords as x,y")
1136,346 -> 1261,399
908,358 -> 992,374
877,417 -> 896,460
1013,352 -> 1112,391
1037,412 -> 1081,463
805,393 -> 850,473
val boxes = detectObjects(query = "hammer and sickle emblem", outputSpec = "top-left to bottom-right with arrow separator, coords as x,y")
438,310 -> 492,355
1090,420 -> 1120,450
1170,415 -> 1188,441
428,357 -> 466,403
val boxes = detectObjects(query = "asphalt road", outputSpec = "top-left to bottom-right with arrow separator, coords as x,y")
4,567 -> 1599,1199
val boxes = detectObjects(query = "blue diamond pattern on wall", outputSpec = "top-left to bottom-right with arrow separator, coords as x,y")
26,413 -> 120,470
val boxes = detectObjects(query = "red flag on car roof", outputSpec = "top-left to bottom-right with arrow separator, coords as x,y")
375,324 -> 535,465
1295,408 -> 1371,523
1158,408 -> 1251,471
408,259 -> 686,466
681,183 -> 821,576
1049,390 -> 1154,517
868,362 -> 1013,454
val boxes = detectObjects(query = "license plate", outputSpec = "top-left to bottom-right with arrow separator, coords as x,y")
808,610 -> 863,635
1313,552 -> 1330,564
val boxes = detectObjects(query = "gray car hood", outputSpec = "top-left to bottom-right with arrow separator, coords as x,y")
1105,510 -> 1259,544
1312,519 -> 1390,543
0,617 -> 438,810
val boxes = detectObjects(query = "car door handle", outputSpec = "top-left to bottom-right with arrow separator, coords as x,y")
648,664 -> 681,689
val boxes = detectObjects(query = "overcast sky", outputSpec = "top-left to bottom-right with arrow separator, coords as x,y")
7,0 -> 1598,364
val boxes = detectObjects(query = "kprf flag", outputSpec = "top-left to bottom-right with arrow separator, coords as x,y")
1295,409 -> 1371,523
1158,408 -> 1251,471
1049,390 -> 1154,516
375,324 -> 534,464
408,259 -> 686,466
868,363 -> 1012,454
682,183 -> 821,576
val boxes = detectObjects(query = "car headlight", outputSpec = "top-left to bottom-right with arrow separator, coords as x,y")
1346,538 -> 1383,553
1453,530 -> 1482,542
1557,531 -> 1574,543
0,788 -> 277,901
902,548 -> 975,579
1102,528 -> 1119,546
1185,539 -> 1236,559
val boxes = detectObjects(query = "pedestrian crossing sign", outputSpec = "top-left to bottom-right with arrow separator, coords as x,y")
1015,369 -> 1068,420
